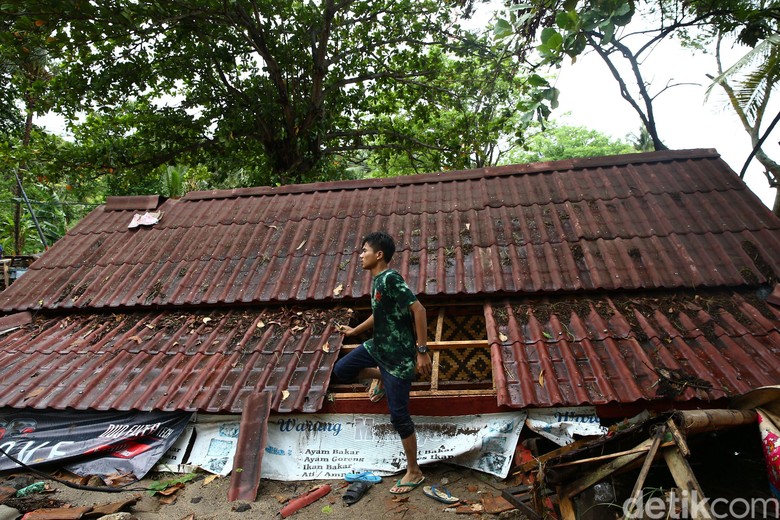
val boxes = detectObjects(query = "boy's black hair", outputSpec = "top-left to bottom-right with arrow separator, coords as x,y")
362,231 -> 395,263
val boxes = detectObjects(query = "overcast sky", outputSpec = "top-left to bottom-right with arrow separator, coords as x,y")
549,26 -> 778,210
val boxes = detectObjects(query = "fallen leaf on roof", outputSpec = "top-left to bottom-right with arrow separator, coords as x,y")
145,324 -> 155,329
333,283 -> 344,296
499,332 -> 508,342
282,390 -> 290,401
297,240 -> 306,250
322,343 -> 330,353
202,317 -> 212,324
129,335 -> 142,344
265,224 -> 278,229
26,387 -> 45,399
538,369 -> 545,388
257,320 -> 266,329
466,223 -> 471,231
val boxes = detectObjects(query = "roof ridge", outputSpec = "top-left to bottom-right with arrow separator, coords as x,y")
182,149 -> 721,201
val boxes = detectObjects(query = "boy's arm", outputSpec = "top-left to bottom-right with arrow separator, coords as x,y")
339,314 -> 374,337
410,301 -> 432,378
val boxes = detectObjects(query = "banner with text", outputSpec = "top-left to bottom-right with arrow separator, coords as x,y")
259,412 -> 526,481
0,408 -> 192,480
525,406 -> 607,446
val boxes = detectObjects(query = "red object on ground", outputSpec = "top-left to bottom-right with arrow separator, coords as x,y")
280,484 -> 332,518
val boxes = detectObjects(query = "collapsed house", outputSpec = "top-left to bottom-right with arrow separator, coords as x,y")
0,149 -> 779,510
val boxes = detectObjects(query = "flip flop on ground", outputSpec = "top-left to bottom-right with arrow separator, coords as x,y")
343,481 -> 373,506
344,471 -> 383,483
423,484 -> 460,505
389,476 -> 425,494
368,379 -> 385,403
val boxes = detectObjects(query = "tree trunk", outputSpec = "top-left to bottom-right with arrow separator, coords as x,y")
773,189 -> 780,217
14,108 -> 34,255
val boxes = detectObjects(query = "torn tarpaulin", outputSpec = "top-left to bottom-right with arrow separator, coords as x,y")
128,211 -> 163,228
0,408 -> 192,482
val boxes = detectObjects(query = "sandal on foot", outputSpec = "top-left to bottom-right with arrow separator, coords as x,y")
343,480 -> 372,505
368,379 -> 385,403
423,484 -> 460,504
389,476 -> 425,494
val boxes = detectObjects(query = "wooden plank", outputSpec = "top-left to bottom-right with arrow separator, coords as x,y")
430,308 -> 445,391
677,409 -> 756,433
622,428 -> 666,519
662,447 -> 713,520
552,441 -> 675,468
556,487 -> 577,520
328,389 -> 497,401
666,417 -> 690,458
561,437 -> 654,499
499,488 -> 542,520
340,339 -> 489,351
435,307 -> 445,341
513,435 -> 608,475
429,340 -> 490,349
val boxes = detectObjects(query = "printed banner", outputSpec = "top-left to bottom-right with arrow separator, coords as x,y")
0,408 -> 192,481
259,412 -> 526,481
187,418 -> 241,476
525,406 -> 607,445
757,408 -> 780,499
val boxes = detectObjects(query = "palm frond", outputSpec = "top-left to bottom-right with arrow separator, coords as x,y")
706,34 -> 780,103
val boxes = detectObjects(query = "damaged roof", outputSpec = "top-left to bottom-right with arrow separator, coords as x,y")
487,288 -> 780,409
0,148 -> 779,413
2,149 -> 779,312
0,307 -> 350,413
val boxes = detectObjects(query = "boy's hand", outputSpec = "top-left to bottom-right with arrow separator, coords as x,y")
336,324 -> 355,336
416,352 -> 432,379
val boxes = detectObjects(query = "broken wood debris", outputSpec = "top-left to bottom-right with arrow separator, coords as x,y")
504,408 -> 759,520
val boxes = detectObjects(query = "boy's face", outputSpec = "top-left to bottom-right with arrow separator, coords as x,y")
360,242 -> 382,270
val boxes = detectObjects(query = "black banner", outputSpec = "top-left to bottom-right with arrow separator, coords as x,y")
0,408 -> 192,481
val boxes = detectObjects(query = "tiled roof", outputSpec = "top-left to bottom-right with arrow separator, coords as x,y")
0,307 -> 349,413
1,149 -> 779,414
2,149 -> 779,312
488,288 -> 780,408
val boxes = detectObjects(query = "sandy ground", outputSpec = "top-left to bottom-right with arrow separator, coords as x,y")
2,462 -> 527,519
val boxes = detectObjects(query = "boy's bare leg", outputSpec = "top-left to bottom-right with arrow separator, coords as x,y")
389,433 -> 424,492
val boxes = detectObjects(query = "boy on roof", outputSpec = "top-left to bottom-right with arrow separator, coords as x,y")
333,230 -> 432,494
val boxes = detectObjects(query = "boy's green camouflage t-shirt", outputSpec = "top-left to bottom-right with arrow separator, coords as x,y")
364,269 -> 418,381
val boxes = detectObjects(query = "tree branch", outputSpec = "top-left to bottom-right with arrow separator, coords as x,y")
585,32 -> 667,150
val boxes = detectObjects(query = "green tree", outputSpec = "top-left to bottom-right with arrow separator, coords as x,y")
495,0 -> 780,213
506,122 -> 636,163
366,43 -> 558,176
3,0 -> 555,188
0,13 -> 55,253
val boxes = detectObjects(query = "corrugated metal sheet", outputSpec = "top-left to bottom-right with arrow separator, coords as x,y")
3,149 -> 780,312
487,289 -> 780,408
0,308 -> 350,413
